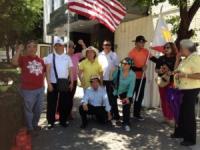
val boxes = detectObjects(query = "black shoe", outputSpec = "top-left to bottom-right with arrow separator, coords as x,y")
80,124 -> 87,129
47,124 -> 54,129
60,122 -> 69,128
180,141 -> 195,146
170,134 -> 183,139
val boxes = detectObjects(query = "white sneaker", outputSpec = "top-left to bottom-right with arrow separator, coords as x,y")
124,125 -> 131,132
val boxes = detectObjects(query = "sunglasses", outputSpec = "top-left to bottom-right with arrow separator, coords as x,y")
122,63 -> 130,65
164,46 -> 171,49
103,44 -> 111,46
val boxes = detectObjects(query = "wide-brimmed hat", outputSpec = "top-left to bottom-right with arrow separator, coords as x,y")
90,75 -> 101,82
132,35 -> 147,43
53,37 -> 64,45
121,57 -> 134,67
82,46 -> 99,57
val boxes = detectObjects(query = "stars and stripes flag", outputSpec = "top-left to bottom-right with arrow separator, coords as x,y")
67,0 -> 126,32
151,14 -> 173,52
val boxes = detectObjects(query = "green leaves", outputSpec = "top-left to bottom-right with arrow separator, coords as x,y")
0,0 -> 43,46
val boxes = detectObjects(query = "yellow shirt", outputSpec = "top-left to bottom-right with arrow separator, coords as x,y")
79,58 -> 103,88
175,53 -> 200,89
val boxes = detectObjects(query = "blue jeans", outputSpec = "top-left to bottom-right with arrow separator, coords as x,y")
21,87 -> 44,130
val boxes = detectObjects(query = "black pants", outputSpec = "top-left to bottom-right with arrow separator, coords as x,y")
133,79 -> 146,117
68,81 -> 77,114
103,81 -> 120,120
79,104 -> 107,126
47,83 -> 72,125
119,92 -> 132,125
174,89 -> 199,144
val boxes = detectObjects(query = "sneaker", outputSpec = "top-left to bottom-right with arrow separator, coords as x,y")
124,125 -> 131,132
47,124 -> 54,130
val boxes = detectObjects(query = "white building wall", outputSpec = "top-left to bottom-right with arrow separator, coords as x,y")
43,0 -> 53,43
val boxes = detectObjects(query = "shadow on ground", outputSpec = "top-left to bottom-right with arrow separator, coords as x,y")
32,94 -> 200,150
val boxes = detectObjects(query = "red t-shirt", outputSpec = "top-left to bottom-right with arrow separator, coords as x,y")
19,55 -> 46,90
128,48 -> 149,79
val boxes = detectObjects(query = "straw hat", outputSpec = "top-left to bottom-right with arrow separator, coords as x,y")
82,46 -> 99,57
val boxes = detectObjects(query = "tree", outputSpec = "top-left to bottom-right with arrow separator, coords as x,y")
0,0 -> 43,63
119,0 -> 200,48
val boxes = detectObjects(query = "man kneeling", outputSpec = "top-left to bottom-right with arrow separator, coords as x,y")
79,75 -> 112,129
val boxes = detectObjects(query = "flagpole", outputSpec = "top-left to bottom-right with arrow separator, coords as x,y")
135,51 -> 150,102
67,9 -> 70,50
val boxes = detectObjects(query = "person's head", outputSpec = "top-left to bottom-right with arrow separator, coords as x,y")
65,40 -> 75,55
133,35 -> 147,49
26,40 -> 38,56
90,75 -> 101,90
180,39 -> 197,57
121,57 -> 134,71
82,46 -> 99,61
163,42 -> 177,57
53,37 -> 65,54
102,40 -> 112,53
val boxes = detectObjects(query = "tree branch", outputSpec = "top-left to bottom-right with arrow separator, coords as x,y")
188,0 -> 200,21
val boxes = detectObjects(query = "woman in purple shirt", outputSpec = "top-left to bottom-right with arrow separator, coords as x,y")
65,40 -> 86,119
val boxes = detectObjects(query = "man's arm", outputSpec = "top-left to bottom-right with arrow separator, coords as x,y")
81,89 -> 90,111
102,89 -> 112,120
11,44 -> 24,66
46,64 -> 53,92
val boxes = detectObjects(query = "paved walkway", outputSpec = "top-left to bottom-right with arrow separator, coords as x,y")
32,87 -> 200,150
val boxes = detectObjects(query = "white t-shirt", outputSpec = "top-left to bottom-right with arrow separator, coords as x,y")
98,51 -> 119,81
45,52 -> 73,83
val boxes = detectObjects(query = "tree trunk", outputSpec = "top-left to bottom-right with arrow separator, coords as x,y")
11,45 -> 15,57
5,45 -> 10,63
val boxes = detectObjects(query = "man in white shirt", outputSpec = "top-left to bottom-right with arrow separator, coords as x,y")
98,40 -> 120,120
79,75 -> 112,129
45,37 -> 73,129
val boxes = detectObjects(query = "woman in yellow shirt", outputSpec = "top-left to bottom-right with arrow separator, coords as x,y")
171,39 -> 200,146
78,46 -> 103,90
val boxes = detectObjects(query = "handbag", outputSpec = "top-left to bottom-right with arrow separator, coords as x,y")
53,53 -> 70,92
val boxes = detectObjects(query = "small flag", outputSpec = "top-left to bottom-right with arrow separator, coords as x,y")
67,0 -> 126,32
151,15 -> 173,52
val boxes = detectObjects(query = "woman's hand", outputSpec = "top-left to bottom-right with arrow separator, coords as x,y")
174,72 -> 186,79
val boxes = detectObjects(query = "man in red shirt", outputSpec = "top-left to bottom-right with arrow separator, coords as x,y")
128,35 -> 149,120
12,40 -> 46,131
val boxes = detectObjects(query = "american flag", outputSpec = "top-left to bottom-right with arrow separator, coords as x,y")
67,0 -> 126,32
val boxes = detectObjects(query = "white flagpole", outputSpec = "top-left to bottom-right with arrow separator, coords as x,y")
135,52 -> 150,102
67,9 -> 70,50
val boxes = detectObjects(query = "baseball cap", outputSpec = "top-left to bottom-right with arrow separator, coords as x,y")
53,37 -> 64,45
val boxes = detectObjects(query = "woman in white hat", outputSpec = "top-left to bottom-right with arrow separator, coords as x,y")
78,46 -> 103,90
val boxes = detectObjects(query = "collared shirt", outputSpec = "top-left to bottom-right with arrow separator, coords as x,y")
112,68 -> 136,98
175,53 -> 200,89
81,87 -> 111,112
98,51 -> 119,81
45,52 -> 73,83
79,58 -> 103,88
128,48 -> 149,79
70,53 -> 82,81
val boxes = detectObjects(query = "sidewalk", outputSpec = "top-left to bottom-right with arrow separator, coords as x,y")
32,87 -> 200,150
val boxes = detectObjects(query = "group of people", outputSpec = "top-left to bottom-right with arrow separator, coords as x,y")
11,35 -> 200,146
